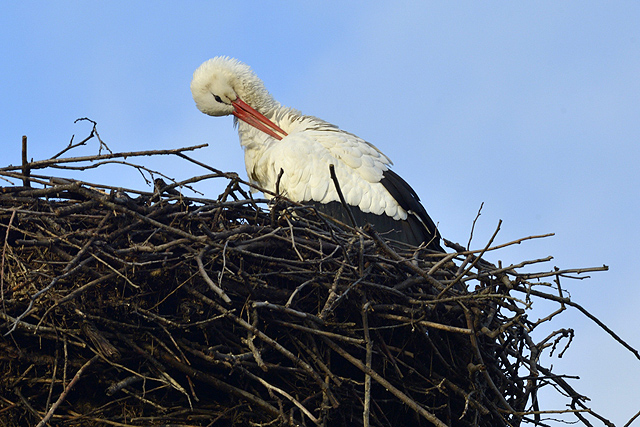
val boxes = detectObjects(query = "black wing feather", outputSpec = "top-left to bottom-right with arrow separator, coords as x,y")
305,168 -> 443,251
379,169 -> 442,251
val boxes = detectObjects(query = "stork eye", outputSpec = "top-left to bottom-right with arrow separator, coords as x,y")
213,94 -> 224,103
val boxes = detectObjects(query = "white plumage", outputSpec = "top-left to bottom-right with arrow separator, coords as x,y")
191,56 -> 442,250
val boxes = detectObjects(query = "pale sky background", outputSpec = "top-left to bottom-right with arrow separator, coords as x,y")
1,2 -> 639,425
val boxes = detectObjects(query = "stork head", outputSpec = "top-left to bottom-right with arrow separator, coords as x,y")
191,56 -> 287,139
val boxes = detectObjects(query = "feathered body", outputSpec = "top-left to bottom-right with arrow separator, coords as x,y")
191,56 -> 442,250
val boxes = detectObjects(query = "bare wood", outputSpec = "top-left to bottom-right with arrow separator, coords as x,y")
272,320 -> 365,345
21,136 -> 30,188
184,285 -> 340,408
323,336 -> 448,427
158,351 -> 283,419
241,367 -> 321,425
0,136 -> 621,426
463,306 -> 516,418
253,301 -> 324,325
329,164 -> 357,228
443,219 -> 502,295
515,285 -> 640,361
377,313 -> 474,335
35,355 -> 99,427
362,302 -> 372,427
196,248 -> 231,304
467,201 -> 483,249
444,232 -> 556,255
0,144 -> 208,172
364,224 -> 448,292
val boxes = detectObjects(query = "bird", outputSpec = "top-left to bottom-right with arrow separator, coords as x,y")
191,56 -> 443,251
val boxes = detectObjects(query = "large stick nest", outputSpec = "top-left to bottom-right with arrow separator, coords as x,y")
0,127 -> 622,426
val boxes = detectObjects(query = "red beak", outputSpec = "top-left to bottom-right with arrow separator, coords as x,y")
232,98 -> 288,141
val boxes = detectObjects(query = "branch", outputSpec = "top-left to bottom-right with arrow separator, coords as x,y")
0,144 -> 208,172
35,355 -> 99,427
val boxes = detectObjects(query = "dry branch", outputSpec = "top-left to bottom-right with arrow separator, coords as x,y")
0,129 -> 629,427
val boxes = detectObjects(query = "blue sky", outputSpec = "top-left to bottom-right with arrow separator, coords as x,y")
2,2 -> 639,424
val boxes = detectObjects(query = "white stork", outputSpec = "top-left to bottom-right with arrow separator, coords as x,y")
191,56 -> 443,251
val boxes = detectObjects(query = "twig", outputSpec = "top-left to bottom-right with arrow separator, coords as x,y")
7,256 -> 94,335
322,336 -> 448,427
467,201 -> 483,249
329,164 -> 357,228
442,219 -> 502,296
253,301 -> 324,325
241,367 -> 321,425
624,408 -> 640,427
444,232 -> 556,255
364,224 -> 447,292
512,285 -> 640,360
196,248 -> 231,304
158,351 -> 282,420
35,354 -> 99,427
50,118 -> 103,159
0,144 -> 208,172
362,301 -> 372,427
272,320 -> 365,345
376,313 -> 474,335
275,168 -> 284,195
462,305 -> 516,419
1,208 -> 17,314
184,285 -> 340,408
21,136 -> 30,187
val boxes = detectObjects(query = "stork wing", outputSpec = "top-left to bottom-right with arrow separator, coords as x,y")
245,119 -> 442,249
379,169 -> 442,250
248,124 -> 405,218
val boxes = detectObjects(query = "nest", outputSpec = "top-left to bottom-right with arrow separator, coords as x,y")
0,127 -> 619,426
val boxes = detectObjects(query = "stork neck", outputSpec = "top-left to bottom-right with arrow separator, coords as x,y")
237,115 -> 282,149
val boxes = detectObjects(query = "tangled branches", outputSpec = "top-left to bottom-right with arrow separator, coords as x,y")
0,131 -> 624,426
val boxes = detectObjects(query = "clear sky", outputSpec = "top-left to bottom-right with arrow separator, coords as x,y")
2,2 -> 639,424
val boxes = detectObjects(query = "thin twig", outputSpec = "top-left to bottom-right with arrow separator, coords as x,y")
196,248 -> 231,304
323,336 -> 448,427
467,201 -> 483,250
35,355 -> 99,427
0,144 -> 208,172
21,136 -> 30,187
329,164 -> 357,228
362,301 -> 372,427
